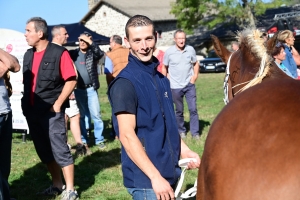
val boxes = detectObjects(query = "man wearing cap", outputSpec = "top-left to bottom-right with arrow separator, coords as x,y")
69,32 -> 106,149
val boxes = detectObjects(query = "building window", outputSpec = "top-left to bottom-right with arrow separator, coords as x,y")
103,12 -> 106,17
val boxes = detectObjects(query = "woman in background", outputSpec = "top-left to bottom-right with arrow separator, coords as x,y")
277,30 -> 298,79
270,42 -> 293,78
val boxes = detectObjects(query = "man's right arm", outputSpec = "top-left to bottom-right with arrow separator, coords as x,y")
117,113 -> 175,200
0,49 -> 20,77
161,64 -> 168,77
162,50 -> 170,77
104,56 -> 114,85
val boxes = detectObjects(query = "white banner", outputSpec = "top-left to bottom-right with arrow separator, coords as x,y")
0,29 -> 30,133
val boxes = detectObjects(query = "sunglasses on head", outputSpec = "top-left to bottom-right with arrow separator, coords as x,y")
275,42 -> 282,48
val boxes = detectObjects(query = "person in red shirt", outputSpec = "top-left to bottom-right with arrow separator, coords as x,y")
51,25 -> 89,156
22,17 -> 78,200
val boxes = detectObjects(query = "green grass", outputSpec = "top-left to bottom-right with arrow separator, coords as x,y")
9,73 -> 225,200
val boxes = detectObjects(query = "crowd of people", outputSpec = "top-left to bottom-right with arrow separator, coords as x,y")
275,30 -> 300,79
0,15 -> 201,200
2,14 -> 299,200
232,29 -> 300,79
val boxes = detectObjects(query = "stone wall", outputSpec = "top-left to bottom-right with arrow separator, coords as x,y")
84,3 -> 177,49
155,21 -> 177,47
85,4 -> 129,40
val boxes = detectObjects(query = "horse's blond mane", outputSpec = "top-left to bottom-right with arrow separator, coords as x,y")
235,28 -> 273,92
237,28 -> 266,60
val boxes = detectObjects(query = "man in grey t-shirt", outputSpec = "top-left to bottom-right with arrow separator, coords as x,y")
162,30 -> 200,139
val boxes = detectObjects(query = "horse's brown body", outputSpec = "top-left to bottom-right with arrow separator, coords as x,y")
197,79 -> 300,200
196,33 -> 299,199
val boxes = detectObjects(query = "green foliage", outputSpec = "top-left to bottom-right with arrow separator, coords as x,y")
171,0 -> 293,33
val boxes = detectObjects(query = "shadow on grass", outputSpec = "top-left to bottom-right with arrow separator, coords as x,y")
75,148 -> 121,195
9,147 -> 121,200
183,119 -> 211,135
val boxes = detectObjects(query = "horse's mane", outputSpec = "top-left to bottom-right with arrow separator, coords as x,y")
235,28 -> 273,92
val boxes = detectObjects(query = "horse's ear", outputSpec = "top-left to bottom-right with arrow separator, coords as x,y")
211,34 -> 231,64
266,33 -> 279,54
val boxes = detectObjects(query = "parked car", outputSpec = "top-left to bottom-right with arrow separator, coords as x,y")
199,50 -> 226,73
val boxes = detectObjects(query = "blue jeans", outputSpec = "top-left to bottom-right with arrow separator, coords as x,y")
74,87 -> 104,145
127,188 -> 157,200
171,83 -> 199,136
0,112 -> 12,200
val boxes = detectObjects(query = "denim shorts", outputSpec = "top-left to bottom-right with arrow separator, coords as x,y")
127,188 -> 157,200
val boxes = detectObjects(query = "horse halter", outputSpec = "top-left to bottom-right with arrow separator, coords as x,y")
223,52 -> 235,105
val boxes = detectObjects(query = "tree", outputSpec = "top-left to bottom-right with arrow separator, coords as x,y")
170,0 -> 292,34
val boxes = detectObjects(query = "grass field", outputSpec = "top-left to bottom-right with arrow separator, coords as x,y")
9,73 -> 225,200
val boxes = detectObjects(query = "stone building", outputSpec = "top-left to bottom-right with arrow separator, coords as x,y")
81,0 -> 177,50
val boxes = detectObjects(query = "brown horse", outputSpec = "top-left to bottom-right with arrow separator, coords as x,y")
196,30 -> 300,199
196,79 -> 300,200
211,30 -> 291,103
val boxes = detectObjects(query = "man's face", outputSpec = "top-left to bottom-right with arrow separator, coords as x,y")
174,32 -> 186,49
24,22 -> 41,47
58,27 -> 69,45
78,35 -> 89,51
109,37 -> 115,49
125,25 -> 155,62
231,44 -> 239,51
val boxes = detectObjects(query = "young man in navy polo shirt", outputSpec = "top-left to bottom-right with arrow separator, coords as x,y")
108,15 -> 200,200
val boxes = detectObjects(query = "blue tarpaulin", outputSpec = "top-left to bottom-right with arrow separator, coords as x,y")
47,23 -> 110,46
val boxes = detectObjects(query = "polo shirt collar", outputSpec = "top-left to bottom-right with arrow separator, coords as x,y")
128,53 -> 159,75
174,45 -> 187,52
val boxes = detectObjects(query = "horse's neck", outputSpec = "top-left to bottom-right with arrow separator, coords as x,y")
265,61 -> 293,80
230,51 -> 259,94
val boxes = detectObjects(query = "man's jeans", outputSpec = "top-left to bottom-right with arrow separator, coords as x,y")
127,188 -> 157,200
171,83 -> 199,136
0,112 -> 12,200
74,87 -> 104,145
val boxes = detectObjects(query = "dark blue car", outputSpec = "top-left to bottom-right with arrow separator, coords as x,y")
199,50 -> 226,73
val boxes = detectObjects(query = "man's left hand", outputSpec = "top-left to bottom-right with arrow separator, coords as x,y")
78,34 -> 92,45
181,150 -> 201,170
50,102 -> 61,113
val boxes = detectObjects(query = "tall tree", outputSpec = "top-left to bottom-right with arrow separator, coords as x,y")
171,0 -> 292,33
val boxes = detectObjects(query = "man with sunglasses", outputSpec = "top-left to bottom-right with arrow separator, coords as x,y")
69,32 -> 106,149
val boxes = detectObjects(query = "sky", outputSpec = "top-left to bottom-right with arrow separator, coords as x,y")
0,0 -> 89,33
0,0 -> 281,34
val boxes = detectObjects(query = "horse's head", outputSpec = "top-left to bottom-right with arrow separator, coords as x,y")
218,29 -> 275,104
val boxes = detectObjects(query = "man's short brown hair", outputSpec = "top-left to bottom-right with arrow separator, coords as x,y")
125,15 -> 155,39
112,35 -> 122,45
